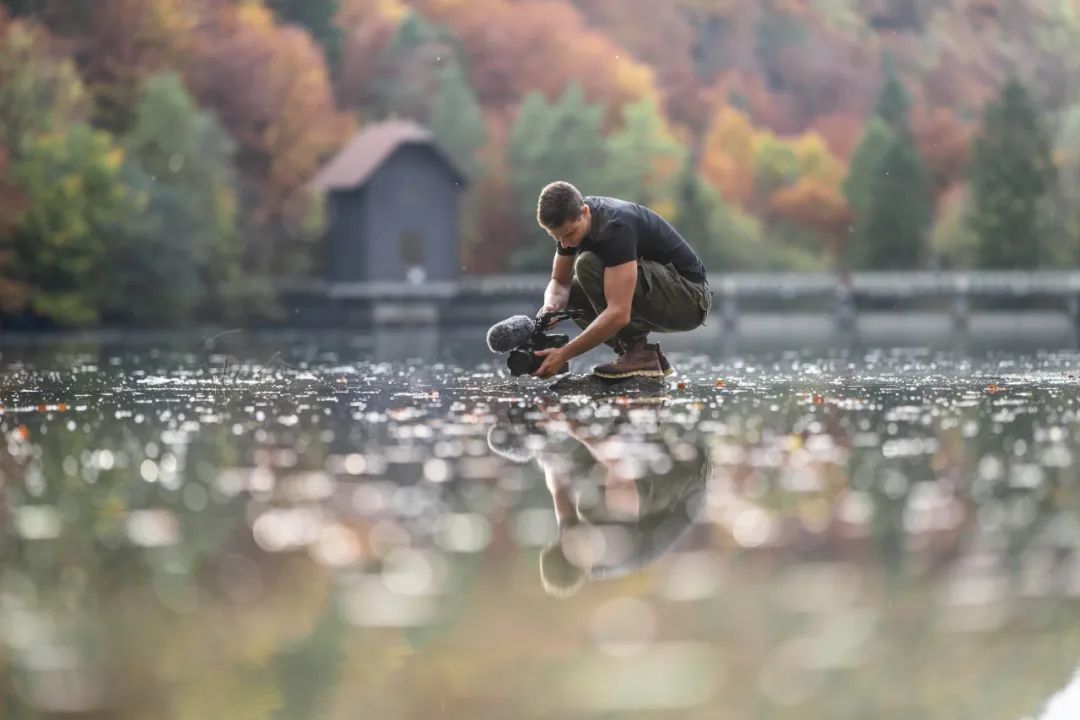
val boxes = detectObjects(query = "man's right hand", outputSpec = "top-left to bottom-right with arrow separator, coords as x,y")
536,300 -> 568,328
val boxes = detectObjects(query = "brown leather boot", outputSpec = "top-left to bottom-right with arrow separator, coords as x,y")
592,337 -> 665,380
655,343 -> 674,377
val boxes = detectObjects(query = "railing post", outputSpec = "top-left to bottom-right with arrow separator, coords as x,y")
952,275 -> 970,335
834,273 -> 856,334
721,278 -> 738,333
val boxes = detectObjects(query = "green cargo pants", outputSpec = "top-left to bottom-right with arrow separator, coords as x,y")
567,251 -> 712,350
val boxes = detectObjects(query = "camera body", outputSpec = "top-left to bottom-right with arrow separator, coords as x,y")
506,310 -> 584,376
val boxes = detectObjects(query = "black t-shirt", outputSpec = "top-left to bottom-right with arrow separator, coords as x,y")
556,196 -> 707,283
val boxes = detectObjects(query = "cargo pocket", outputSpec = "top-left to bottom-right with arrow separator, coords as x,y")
637,263 -> 656,299
697,284 -> 712,327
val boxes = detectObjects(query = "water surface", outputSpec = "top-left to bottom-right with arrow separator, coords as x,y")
1,332 -> 1079,718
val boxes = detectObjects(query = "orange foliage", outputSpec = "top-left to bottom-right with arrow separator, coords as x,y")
700,105 -> 757,207
769,177 -> 851,253
409,0 -> 658,124
188,2 -> 353,226
808,112 -> 864,161
570,0 -> 704,130
461,111 -> 518,273
336,0 -> 407,114
35,0 -> 199,129
912,105 -> 972,194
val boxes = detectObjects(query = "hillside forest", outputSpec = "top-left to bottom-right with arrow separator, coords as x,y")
0,0 -> 1077,326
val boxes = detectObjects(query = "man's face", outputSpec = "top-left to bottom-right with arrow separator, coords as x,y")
545,205 -> 590,248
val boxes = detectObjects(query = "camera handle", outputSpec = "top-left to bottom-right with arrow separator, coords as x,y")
536,308 -> 586,330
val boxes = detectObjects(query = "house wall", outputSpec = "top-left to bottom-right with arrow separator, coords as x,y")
324,187 -> 368,282
361,145 -> 462,282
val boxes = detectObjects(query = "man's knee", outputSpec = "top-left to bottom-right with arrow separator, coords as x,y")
573,251 -> 603,288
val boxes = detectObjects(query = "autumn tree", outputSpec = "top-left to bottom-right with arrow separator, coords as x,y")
409,0 -> 658,123
17,0 -> 199,133
967,78 -> 1056,268
506,83 -> 607,271
335,0 -> 406,114
602,98 -> 687,219
11,125 -> 137,325
265,0 -> 343,72
0,16 -> 87,153
186,1 -> 352,279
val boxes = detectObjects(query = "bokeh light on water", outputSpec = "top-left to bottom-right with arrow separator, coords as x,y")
2,338 -> 1080,718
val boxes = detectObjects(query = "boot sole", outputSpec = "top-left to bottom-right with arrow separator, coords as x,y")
592,368 -> 667,380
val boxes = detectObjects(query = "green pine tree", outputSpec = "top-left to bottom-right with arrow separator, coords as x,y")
374,12 -> 460,123
506,82 -> 607,271
842,65 -> 932,270
602,98 -> 687,209
429,62 -> 485,175
967,78 -> 1056,268
120,72 -> 255,325
875,57 -> 910,134
856,136 -> 934,269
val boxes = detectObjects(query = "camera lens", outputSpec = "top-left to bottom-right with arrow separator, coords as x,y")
507,350 -> 540,376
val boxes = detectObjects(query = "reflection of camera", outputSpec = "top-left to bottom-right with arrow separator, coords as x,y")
507,310 -> 585,376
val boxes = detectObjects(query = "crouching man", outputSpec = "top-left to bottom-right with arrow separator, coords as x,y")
531,181 -> 712,380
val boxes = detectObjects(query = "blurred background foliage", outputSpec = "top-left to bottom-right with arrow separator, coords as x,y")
2,0 -> 1080,326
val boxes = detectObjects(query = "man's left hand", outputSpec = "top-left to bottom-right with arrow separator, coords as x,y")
531,347 -> 569,379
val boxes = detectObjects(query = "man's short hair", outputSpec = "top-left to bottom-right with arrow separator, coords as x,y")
537,181 -> 584,230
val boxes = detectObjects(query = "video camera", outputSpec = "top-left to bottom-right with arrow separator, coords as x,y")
486,309 -> 586,376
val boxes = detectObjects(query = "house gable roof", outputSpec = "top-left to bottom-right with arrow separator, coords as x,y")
309,120 -> 467,191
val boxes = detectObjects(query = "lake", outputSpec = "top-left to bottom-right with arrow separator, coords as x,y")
1,326 -> 1079,719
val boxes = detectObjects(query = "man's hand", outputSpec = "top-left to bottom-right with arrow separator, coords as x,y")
531,347 -> 569,379
536,303 -> 565,329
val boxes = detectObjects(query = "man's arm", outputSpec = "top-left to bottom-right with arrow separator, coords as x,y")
539,252 -> 575,317
557,260 -> 636,359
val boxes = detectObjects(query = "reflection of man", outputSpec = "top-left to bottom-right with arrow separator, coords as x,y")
530,181 -> 712,380
530,412 -> 710,598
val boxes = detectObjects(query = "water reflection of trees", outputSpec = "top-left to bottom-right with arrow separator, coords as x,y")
0,361 -> 1078,717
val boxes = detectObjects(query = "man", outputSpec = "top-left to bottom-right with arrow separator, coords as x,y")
530,181 -> 712,380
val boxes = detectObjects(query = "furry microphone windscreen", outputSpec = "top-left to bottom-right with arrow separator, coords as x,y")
486,315 -> 537,353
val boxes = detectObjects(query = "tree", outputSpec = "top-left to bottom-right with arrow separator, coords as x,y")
1051,102 -> 1080,267
843,64 -> 933,270
265,0 -> 342,72
118,72 -> 253,325
187,1 -> 352,278
602,98 -> 687,219
843,118 -> 894,223
18,0 -> 199,133
506,83 -> 607,270
373,11 -> 459,122
875,58 -> 911,134
0,144 -> 28,313
967,78 -> 1056,268
0,17 -> 87,153
429,61 -> 485,175
10,124 -> 137,325
700,104 -> 758,208
852,135 -> 933,269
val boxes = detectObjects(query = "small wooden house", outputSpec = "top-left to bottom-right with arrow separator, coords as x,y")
310,121 -> 467,284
